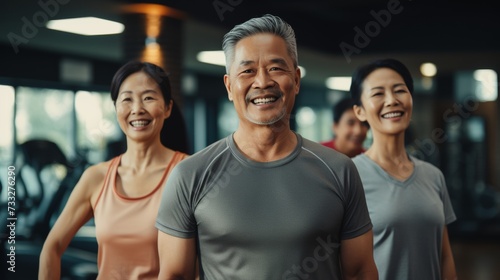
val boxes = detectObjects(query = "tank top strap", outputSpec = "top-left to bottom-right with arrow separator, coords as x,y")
152,151 -> 186,189
172,151 -> 188,164
93,155 -> 121,209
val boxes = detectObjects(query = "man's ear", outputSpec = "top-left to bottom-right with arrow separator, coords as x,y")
294,67 -> 301,95
353,105 -> 367,122
224,74 -> 233,101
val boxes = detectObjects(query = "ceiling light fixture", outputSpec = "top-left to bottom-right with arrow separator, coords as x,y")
46,17 -> 124,36
197,51 -> 226,66
325,77 -> 352,91
420,62 -> 437,77
473,69 -> 498,101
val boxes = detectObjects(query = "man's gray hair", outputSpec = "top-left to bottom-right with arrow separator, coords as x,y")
222,14 -> 298,74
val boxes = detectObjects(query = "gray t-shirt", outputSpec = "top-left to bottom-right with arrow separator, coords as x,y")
352,153 -> 456,280
156,133 -> 372,280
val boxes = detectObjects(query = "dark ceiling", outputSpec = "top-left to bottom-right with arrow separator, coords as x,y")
152,0 -> 500,55
1,0 -> 500,87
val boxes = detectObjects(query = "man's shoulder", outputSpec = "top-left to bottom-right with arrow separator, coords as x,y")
319,139 -> 335,149
301,136 -> 354,168
177,137 -> 230,168
303,137 -> 347,157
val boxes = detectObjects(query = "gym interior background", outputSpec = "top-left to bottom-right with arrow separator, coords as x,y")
0,0 -> 499,279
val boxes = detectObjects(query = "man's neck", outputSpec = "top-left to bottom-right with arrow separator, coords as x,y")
233,127 -> 297,162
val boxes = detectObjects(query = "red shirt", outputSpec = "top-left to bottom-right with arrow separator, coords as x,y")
320,139 -> 365,157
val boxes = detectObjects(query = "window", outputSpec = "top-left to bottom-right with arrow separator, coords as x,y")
455,69 -> 498,102
75,91 -> 122,163
16,87 -> 74,157
217,99 -> 238,139
0,85 -> 15,164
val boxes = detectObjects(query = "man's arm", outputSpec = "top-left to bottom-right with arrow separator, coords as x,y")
158,231 -> 197,280
340,230 -> 378,280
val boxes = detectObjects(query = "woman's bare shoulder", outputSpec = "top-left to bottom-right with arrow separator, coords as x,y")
75,159 -> 114,193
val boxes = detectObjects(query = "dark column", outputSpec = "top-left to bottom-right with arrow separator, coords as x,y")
122,4 -> 185,106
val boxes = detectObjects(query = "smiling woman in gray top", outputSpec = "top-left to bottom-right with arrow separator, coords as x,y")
350,58 -> 457,280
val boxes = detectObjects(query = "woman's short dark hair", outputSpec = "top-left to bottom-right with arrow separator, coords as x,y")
350,58 -> 414,106
333,97 -> 355,124
110,61 -> 189,153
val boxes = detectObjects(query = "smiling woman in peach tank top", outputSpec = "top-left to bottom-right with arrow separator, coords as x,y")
39,61 -> 189,280
93,152 -> 186,279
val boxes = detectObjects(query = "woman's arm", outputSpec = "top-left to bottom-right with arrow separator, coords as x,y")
38,166 -> 102,280
340,229 -> 379,280
441,226 -> 458,280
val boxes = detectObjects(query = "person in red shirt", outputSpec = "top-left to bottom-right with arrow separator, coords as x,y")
321,97 -> 370,157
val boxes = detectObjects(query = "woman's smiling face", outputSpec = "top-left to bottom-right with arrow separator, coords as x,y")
115,71 -> 172,143
354,67 -> 413,136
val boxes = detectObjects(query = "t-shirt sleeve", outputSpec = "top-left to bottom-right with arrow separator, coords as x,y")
438,170 -> 457,225
340,159 -> 372,239
155,162 -> 197,238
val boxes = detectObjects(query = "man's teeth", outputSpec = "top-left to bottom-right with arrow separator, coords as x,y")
130,120 -> 150,127
382,112 -> 403,118
252,97 -> 276,105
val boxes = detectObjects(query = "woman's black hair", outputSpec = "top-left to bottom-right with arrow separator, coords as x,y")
333,97 -> 355,124
110,60 -> 189,154
350,58 -> 414,106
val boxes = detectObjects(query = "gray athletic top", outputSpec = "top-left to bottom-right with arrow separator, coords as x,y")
352,153 -> 456,280
156,133 -> 372,280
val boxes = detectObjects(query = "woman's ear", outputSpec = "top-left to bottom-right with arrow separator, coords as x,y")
353,104 -> 367,122
164,99 -> 173,119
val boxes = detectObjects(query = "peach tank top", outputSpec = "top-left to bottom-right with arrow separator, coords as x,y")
93,151 -> 187,280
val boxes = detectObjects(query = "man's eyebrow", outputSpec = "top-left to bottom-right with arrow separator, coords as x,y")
238,60 -> 254,67
237,58 -> 290,68
270,58 -> 288,67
